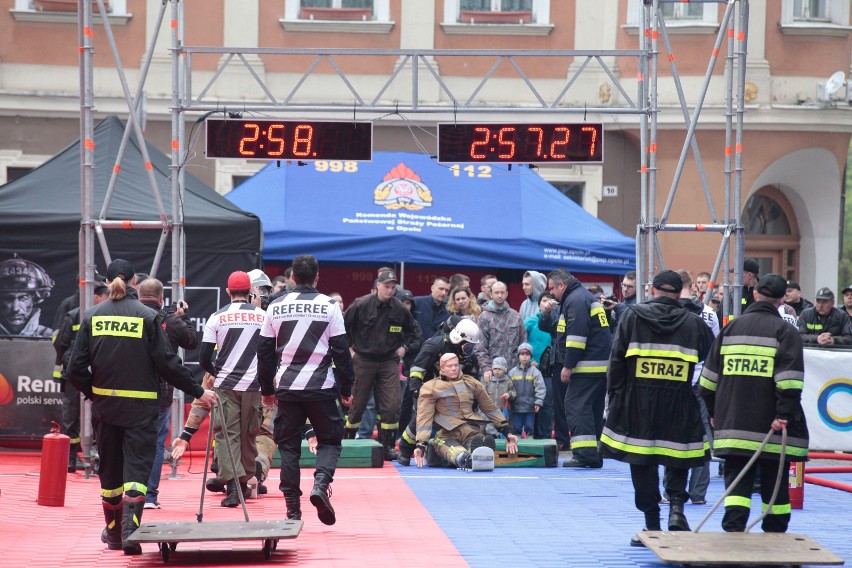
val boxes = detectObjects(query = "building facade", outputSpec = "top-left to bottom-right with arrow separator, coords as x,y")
1,0 -> 851,296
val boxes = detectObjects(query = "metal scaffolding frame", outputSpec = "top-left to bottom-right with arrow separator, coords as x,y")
78,0 -> 749,474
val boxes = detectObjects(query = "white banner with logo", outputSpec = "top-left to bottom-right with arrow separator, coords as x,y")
803,347 -> 852,451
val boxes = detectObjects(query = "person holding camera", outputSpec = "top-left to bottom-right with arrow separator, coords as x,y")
601,271 -> 638,327
137,277 -> 199,509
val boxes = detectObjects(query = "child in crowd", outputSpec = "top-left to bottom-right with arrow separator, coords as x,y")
485,357 -> 515,438
508,343 -> 545,438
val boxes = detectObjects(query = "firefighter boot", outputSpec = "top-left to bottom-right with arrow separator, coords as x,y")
100,498 -> 123,550
68,443 -> 80,473
344,427 -> 358,440
284,494 -> 302,520
309,474 -> 336,526
221,480 -> 240,508
121,494 -> 145,555
397,435 -> 415,466
630,512 -> 661,547
668,499 -> 690,531
379,429 -> 398,461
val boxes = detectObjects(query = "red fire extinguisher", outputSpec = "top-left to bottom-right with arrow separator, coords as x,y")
788,461 -> 804,510
38,421 -> 70,507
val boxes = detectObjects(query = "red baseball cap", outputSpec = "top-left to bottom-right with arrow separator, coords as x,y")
227,271 -> 251,291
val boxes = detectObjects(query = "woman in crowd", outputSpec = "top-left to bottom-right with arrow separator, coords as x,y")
447,286 -> 481,322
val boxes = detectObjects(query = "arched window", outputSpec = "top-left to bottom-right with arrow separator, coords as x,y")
743,187 -> 800,282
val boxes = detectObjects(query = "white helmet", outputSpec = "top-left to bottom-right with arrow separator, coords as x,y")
449,318 -> 481,345
247,269 -> 272,289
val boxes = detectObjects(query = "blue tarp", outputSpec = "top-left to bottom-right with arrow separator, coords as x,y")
225,152 -> 635,274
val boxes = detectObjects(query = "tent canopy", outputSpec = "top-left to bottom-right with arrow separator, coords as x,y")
226,151 -> 634,274
0,115 -> 261,324
0,115 -> 259,257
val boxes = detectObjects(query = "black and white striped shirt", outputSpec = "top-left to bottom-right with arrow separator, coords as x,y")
260,289 -> 346,392
203,302 -> 265,391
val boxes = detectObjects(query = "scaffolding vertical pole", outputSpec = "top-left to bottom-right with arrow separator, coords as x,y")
636,0 -> 650,301
720,1 -> 737,319
732,0 -> 749,318
647,0 -> 660,284
170,0 -> 187,479
78,0 -> 96,479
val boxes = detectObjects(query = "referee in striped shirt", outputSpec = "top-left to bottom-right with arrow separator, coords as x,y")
199,271 -> 267,508
257,255 -> 355,526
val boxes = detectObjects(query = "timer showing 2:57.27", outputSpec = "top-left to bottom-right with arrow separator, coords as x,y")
205,119 -> 373,161
437,123 -> 603,164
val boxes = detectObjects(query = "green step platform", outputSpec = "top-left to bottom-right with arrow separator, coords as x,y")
271,439 -> 383,469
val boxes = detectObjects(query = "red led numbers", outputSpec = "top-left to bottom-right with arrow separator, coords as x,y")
438,123 -> 604,164
206,119 -> 372,161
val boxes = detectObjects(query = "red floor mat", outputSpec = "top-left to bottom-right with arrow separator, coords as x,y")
0,451 -> 467,567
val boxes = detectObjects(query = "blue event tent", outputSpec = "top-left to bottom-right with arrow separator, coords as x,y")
225,151 -> 635,274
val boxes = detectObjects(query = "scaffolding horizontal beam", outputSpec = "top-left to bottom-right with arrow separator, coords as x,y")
97,220 -> 171,229
182,47 -> 645,57
182,104 -> 648,115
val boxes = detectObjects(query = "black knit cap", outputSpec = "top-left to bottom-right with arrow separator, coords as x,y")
652,270 -> 683,294
756,273 -> 787,299
106,259 -> 135,282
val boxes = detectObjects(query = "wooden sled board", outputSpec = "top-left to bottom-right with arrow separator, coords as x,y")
638,531 -> 844,566
126,519 -> 303,544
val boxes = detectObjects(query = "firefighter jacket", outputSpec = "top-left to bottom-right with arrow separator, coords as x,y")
408,334 -> 480,396
600,296 -> 713,468
797,306 -> 852,346
66,287 -> 203,429
344,293 -> 419,361
700,301 -> 809,461
555,278 -> 612,376
53,306 -> 81,377
415,372 -> 511,444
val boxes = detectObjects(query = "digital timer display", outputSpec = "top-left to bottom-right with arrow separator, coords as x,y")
437,123 -> 603,164
205,119 -> 373,161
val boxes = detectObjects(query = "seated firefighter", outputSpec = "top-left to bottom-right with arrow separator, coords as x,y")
413,353 -> 519,469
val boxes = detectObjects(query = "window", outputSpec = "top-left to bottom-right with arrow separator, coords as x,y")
6,167 -> 33,183
793,0 -> 830,21
300,0 -> 374,21
459,0 -> 533,24
661,4 -> 704,20
442,0 -> 552,35
11,0 -> 131,24
744,195 -> 792,236
551,182 -> 584,207
281,0 -> 392,33
781,0 -> 851,35
624,1 -> 718,34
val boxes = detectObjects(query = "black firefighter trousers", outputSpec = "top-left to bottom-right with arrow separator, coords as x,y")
274,395 -> 345,499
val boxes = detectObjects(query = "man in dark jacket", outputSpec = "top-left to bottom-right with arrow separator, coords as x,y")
546,269 -> 612,468
412,276 -> 451,338
137,277 -> 199,509
600,270 -> 713,546
798,287 -> 852,346
784,281 -> 813,316
700,273 -> 809,533
343,268 -> 419,460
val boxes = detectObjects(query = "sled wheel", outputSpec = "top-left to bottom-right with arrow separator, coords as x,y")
263,539 -> 273,560
160,542 -> 170,562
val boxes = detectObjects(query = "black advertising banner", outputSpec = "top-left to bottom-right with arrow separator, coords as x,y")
0,339 -> 61,441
